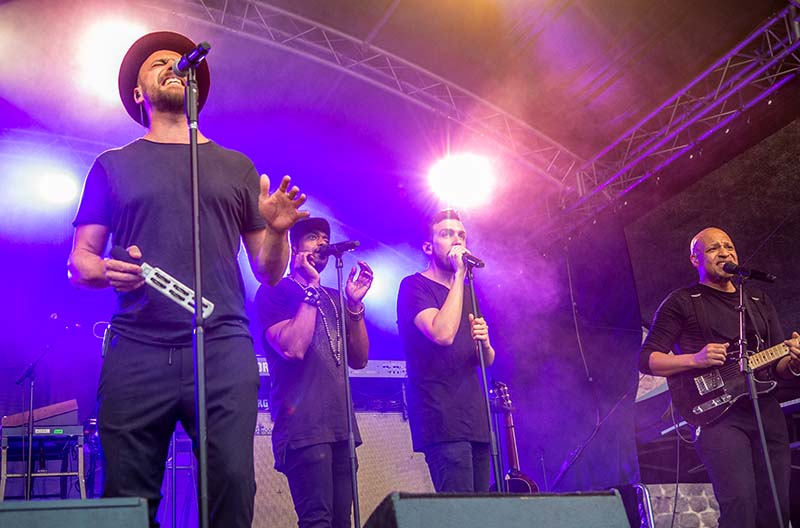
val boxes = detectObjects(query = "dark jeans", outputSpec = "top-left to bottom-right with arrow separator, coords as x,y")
282,441 -> 356,528
695,398 -> 790,528
422,441 -> 490,493
98,334 -> 259,528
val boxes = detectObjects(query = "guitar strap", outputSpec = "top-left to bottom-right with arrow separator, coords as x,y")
743,293 -> 779,381
687,285 -> 714,344
743,293 -> 770,348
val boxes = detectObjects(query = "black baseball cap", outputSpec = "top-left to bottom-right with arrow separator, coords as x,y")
290,217 -> 331,247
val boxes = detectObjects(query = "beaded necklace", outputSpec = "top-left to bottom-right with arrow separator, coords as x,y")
287,276 -> 342,365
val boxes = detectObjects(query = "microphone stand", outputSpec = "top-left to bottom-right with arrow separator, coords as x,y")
465,264 -> 503,491
733,272 -> 784,528
330,250 -> 362,527
184,65 -> 209,528
15,348 -> 47,501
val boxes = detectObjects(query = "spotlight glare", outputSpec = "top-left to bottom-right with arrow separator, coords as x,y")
428,153 -> 495,208
77,20 -> 148,104
37,171 -> 79,204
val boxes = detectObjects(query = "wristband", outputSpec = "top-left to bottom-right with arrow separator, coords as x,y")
302,286 -> 320,306
346,303 -> 365,320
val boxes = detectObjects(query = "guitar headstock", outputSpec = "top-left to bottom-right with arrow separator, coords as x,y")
491,380 -> 513,412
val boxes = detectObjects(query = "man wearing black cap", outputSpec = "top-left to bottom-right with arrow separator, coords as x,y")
67,31 -> 308,527
254,217 -> 373,528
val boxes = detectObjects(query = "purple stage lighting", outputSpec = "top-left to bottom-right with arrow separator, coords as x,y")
77,20 -> 148,103
427,153 -> 495,208
36,170 -> 80,205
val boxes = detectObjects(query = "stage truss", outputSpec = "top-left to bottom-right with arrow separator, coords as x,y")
4,1 -> 798,245
538,1 -> 800,241
143,0 -> 582,188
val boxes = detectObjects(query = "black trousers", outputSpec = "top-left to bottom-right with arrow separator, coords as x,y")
98,334 -> 259,528
695,397 -> 790,528
422,441 -> 491,493
282,441 -> 356,528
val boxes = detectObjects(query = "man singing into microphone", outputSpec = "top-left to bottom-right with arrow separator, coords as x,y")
396,209 -> 494,492
254,217 -> 373,528
640,227 -> 800,528
67,31 -> 308,527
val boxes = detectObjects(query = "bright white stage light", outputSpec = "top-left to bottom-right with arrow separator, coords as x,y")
77,20 -> 148,104
36,171 -> 79,204
427,153 -> 495,208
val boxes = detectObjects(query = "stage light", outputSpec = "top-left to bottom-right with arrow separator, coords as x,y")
36,171 -> 79,205
359,264 -> 388,303
77,20 -> 147,104
0,158 -> 81,212
427,153 -> 495,208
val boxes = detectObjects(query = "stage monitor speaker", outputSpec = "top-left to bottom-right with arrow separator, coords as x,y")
0,497 -> 148,528
364,491 -> 631,528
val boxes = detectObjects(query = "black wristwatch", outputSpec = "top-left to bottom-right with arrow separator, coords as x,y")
302,286 -> 320,306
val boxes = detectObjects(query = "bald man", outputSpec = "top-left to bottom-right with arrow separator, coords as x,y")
640,227 -> 800,528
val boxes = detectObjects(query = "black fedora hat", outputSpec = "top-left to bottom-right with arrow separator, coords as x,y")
117,31 -> 211,127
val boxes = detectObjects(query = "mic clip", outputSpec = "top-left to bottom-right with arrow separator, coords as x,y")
173,41 -> 212,77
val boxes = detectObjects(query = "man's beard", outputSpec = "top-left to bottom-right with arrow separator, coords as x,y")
149,88 -> 184,115
434,252 -> 454,272
311,255 -> 329,273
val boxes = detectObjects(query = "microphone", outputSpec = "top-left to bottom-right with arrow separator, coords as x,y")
722,262 -> 777,283
463,253 -> 485,268
318,240 -> 360,258
172,41 -> 212,77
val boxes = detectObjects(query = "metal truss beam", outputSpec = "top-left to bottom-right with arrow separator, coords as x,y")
537,2 -> 800,241
0,129 -> 111,170
142,0 -> 582,188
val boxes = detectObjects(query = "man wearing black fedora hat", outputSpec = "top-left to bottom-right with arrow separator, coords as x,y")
68,30 -> 308,527
254,217 -> 374,528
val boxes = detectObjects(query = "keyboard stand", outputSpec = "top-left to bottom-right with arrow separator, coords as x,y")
0,425 -> 86,501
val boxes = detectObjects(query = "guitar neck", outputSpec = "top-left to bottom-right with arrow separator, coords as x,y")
748,342 -> 790,370
503,413 -> 521,471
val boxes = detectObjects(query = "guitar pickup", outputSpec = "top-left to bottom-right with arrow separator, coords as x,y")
693,394 -> 732,415
694,370 -> 724,396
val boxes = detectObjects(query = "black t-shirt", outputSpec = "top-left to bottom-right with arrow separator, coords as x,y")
396,273 -> 490,451
640,284 -> 784,376
73,139 -> 266,346
254,278 -> 361,469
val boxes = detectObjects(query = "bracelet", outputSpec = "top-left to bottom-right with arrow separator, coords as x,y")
787,360 -> 800,377
301,286 -> 320,306
346,303 -> 365,320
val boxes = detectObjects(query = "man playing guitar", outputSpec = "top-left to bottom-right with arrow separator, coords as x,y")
639,227 -> 800,528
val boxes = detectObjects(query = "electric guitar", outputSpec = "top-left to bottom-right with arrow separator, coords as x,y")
667,340 -> 790,427
491,380 -> 538,493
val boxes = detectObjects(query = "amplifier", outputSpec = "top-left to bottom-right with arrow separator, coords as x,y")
252,412 -> 432,528
160,412 -> 432,528
257,357 -> 407,378
256,358 -> 408,413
